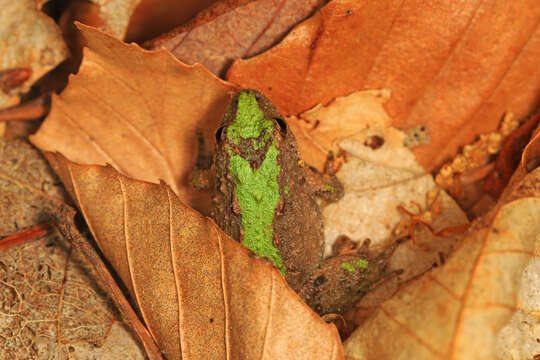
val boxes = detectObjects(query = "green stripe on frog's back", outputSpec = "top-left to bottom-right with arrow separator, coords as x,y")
227,90 -> 285,274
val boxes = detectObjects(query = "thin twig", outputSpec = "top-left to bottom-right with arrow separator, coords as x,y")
54,207 -> 164,360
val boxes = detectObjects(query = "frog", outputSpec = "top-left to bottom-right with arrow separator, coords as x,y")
202,89 -> 397,315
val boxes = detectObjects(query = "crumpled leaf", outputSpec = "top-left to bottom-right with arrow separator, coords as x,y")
44,152 -> 344,360
0,0 -> 69,108
148,0 -> 325,76
0,138 -> 144,359
31,24 -> 237,214
344,129 -> 540,359
227,0 -> 540,170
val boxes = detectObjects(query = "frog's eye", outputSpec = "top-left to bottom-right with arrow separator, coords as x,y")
215,126 -> 225,144
274,117 -> 287,135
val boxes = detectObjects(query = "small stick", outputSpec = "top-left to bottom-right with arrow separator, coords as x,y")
54,208 -> 164,360
0,223 -> 53,250
0,95 -> 50,121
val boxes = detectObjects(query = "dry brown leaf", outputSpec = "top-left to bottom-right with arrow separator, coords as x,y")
0,138 -> 144,359
343,131 -> 540,359
227,0 -> 540,170
0,0 -> 68,109
148,0 -> 325,76
44,152 -> 344,360
31,24 -> 237,215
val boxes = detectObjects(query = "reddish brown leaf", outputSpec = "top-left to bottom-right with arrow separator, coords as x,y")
227,0 -> 540,170
148,0 -> 325,76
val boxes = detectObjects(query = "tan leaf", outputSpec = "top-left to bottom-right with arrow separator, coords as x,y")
227,0 -> 540,170
343,130 -> 540,359
30,24 -> 237,214
0,138 -> 144,359
0,0 -> 68,109
44,153 -> 344,360
148,0 -> 325,76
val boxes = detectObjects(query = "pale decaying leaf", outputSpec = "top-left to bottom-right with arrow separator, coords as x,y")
287,89 -> 393,172
31,24 -> 237,215
344,131 -> 540,360
0,0 -> 69,109
0,139 -> 144,359
44,153 -> 344,360
89,0 -> 140,39
306,91 -> 468,308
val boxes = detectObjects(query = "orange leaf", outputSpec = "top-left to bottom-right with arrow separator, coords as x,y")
46,153 -> 344,360
31,24 -> 237,214
227,0 -> 540,170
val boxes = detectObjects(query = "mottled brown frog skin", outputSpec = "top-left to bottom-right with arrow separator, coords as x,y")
211,89 -> 395,315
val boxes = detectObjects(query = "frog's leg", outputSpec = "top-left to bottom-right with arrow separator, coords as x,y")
189,129 -> 214,190
303,151 -> 344,203
299,239 -> 403,316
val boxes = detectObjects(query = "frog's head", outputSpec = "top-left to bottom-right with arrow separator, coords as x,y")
216,89 -> 287,155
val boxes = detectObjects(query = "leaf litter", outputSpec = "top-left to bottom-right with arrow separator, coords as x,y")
0,138 -> 144,359
7,1 -> 539,358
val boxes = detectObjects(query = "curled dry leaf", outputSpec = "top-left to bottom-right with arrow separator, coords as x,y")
344,130 -> 540,359
0,138 -> 144,359
31,24 -> 237,215
44,152 -> 344,360
227,0 -> 540,170
0,0 -> 68,109
148,0 -> 325,76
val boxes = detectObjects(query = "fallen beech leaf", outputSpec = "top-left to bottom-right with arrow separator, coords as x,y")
343,131 -> 540,359
0,138 -> 144,359
148,0 -> 325,76
44,153 -> 344,360
0,0 -> 68,108
227,0 -> 540,170
31,24 -> 237,214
